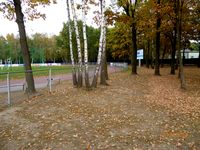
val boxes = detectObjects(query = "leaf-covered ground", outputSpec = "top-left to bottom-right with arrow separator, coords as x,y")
0,67 -> 200,150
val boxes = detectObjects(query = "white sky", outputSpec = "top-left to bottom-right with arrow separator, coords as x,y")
0,0 -> 112,37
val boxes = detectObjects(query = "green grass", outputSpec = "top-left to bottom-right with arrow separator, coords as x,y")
0,65 -> 72,80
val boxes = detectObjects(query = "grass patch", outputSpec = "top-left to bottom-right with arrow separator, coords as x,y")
0,65 -> 72,80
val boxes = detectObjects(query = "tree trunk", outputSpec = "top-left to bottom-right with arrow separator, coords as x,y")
100,51 -> 108,85
171,0 -> 178,75
66,0 -> 77,87
183,46 -> 185,66
150,41 -> 154,69
198,43 -> 200,68
155,0 -> 161,76
105,53 -> 109,80
146,39 -> 150,68
171,34 -> 176,74
131,25 -> 137,75
177,0 -> 186,89
82,0 -> 90,89
128,0 -> 138,74
13,0 -> 36,93
161,45 -> 166,68
91,0 -> 106,88
71,0 -> 83,87
100,27 -> 108,85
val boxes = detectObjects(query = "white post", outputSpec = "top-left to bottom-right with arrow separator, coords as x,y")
7,72 -> 11,106
139,59 -> 141,68
49,68 -> 52,92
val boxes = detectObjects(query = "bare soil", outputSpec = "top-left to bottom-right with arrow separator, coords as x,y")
0,67 -> 200,150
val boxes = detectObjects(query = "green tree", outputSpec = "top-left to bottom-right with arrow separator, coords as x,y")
107,22 -> 131,61
117,0 -> 139,75
57,22 -> 99,63
45,35 -> 57,63
11,34 -> 21,63
56,23 -> 72,63
0,36 -> 7,62
0,34 -> 22,64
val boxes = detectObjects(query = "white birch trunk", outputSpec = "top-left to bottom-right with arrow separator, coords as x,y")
66,0 -> 77,86
82,0 -> 90,89
70,0 -> 83,87
91,0 -> 106,88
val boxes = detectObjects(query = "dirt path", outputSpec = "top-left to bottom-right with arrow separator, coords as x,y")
0,67 -> 200,150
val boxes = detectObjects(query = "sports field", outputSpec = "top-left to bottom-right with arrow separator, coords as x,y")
0,65 -> 72,80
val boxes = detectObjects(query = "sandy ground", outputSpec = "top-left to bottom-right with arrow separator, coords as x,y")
0,67 -> 200,150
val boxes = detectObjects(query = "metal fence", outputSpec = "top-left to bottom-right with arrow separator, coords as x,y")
0,64 -> 124,108
0,68 -> 65,107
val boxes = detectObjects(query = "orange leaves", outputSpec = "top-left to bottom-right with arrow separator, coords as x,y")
117,15 -> 132,25
161,130 -> 189,140
0,67 -> 200,148
104,9 -> 120,26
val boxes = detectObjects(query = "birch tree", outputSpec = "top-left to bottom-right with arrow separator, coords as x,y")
70,0 -> 83,87
66,0 -> 77,86
82,0 -> 90,89
91,0 -> 106,88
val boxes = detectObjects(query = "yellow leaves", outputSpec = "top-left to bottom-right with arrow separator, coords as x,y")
0,1 -> 15,20
29,0 -> 53,5
0,67 -> 200,149
24,0 -> 57,21
0,0 -> 56,21
27,12 -> 46,21
112,49 -> 130,59
104,9 -> 119,26
76,4 -> 81,10
27,0 -> 56,8
30,0 -> 40,3
89,0 -> 97,5
161,130 -> 189,139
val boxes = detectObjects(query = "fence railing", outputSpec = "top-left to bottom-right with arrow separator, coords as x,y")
0,68 -> 64,106
110,62 -> 128,70
0,64 -> 125,107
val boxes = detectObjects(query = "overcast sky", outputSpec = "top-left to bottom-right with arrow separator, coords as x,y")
0,0 -> 112,37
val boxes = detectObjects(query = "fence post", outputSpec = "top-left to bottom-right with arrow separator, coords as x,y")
49,68 -> 52,92
7,72 -> 11,106
139,59 -> 141,68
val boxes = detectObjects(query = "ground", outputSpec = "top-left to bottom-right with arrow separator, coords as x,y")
0,67 -> 200,150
